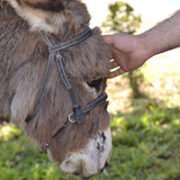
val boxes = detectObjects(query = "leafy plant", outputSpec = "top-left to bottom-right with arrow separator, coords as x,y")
103,1 -> 141,34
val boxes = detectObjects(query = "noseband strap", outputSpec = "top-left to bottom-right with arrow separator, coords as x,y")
26,28 -> 108,136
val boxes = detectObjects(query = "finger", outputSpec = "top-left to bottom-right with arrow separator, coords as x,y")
110,60 -> 120,69
110,46 -> 122,59
108,68 -> 126,78
110,48 -> 124,68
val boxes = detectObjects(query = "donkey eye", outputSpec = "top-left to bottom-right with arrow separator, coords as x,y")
87,79 -> 102,91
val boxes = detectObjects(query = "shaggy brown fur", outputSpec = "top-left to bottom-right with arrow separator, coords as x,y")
0,0 -> 111,163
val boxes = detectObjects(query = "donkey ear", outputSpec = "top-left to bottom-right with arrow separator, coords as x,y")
7,0 -> 66,12
18,0 -> 65,12
7,0 -> 67,34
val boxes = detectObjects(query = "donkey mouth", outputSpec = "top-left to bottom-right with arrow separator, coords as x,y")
72,159 -> 110,179
57,128 -> 112,178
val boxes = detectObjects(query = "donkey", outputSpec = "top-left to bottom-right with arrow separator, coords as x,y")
0,0 -> 112,178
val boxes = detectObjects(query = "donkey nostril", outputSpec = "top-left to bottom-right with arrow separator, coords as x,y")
105,161 -> 109,168
101,161 -> 109,172
82,176 -> 92,180
73,170 -> 81,176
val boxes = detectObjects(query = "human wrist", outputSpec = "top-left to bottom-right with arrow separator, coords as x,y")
139,31 -> 164,60
134,34 -> 152,63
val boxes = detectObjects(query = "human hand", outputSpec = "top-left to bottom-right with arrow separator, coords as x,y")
104,34 -> 148,78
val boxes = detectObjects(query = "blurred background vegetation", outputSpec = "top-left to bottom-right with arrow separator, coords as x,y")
0,1 -> 180,180
103,1 -> 144,99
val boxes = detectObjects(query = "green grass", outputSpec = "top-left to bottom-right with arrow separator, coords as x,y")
0,123 -> 61,180
0,105 -> 180,180
109,106 -> 180,180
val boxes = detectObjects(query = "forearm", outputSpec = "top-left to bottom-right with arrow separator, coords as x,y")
138,10 -> 180,59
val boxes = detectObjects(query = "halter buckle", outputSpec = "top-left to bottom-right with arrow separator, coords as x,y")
40,143 -> 49,154
68,113 -> 77,123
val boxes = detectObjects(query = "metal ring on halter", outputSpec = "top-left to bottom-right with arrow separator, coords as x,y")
40,143 -> 49,153
45,143 -> 49,149
68,113 -> 77,123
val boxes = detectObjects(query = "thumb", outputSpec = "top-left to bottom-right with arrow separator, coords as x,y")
103,35 -> 116,45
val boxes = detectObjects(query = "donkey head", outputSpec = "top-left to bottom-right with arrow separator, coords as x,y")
3,0 -> 112,178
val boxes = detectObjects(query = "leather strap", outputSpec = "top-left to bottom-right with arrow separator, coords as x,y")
52,93 -> 107,138
40,28 -> 93,53
26,28 -> 93,124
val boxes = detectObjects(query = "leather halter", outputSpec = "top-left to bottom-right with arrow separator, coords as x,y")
25,28 -> 108,141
